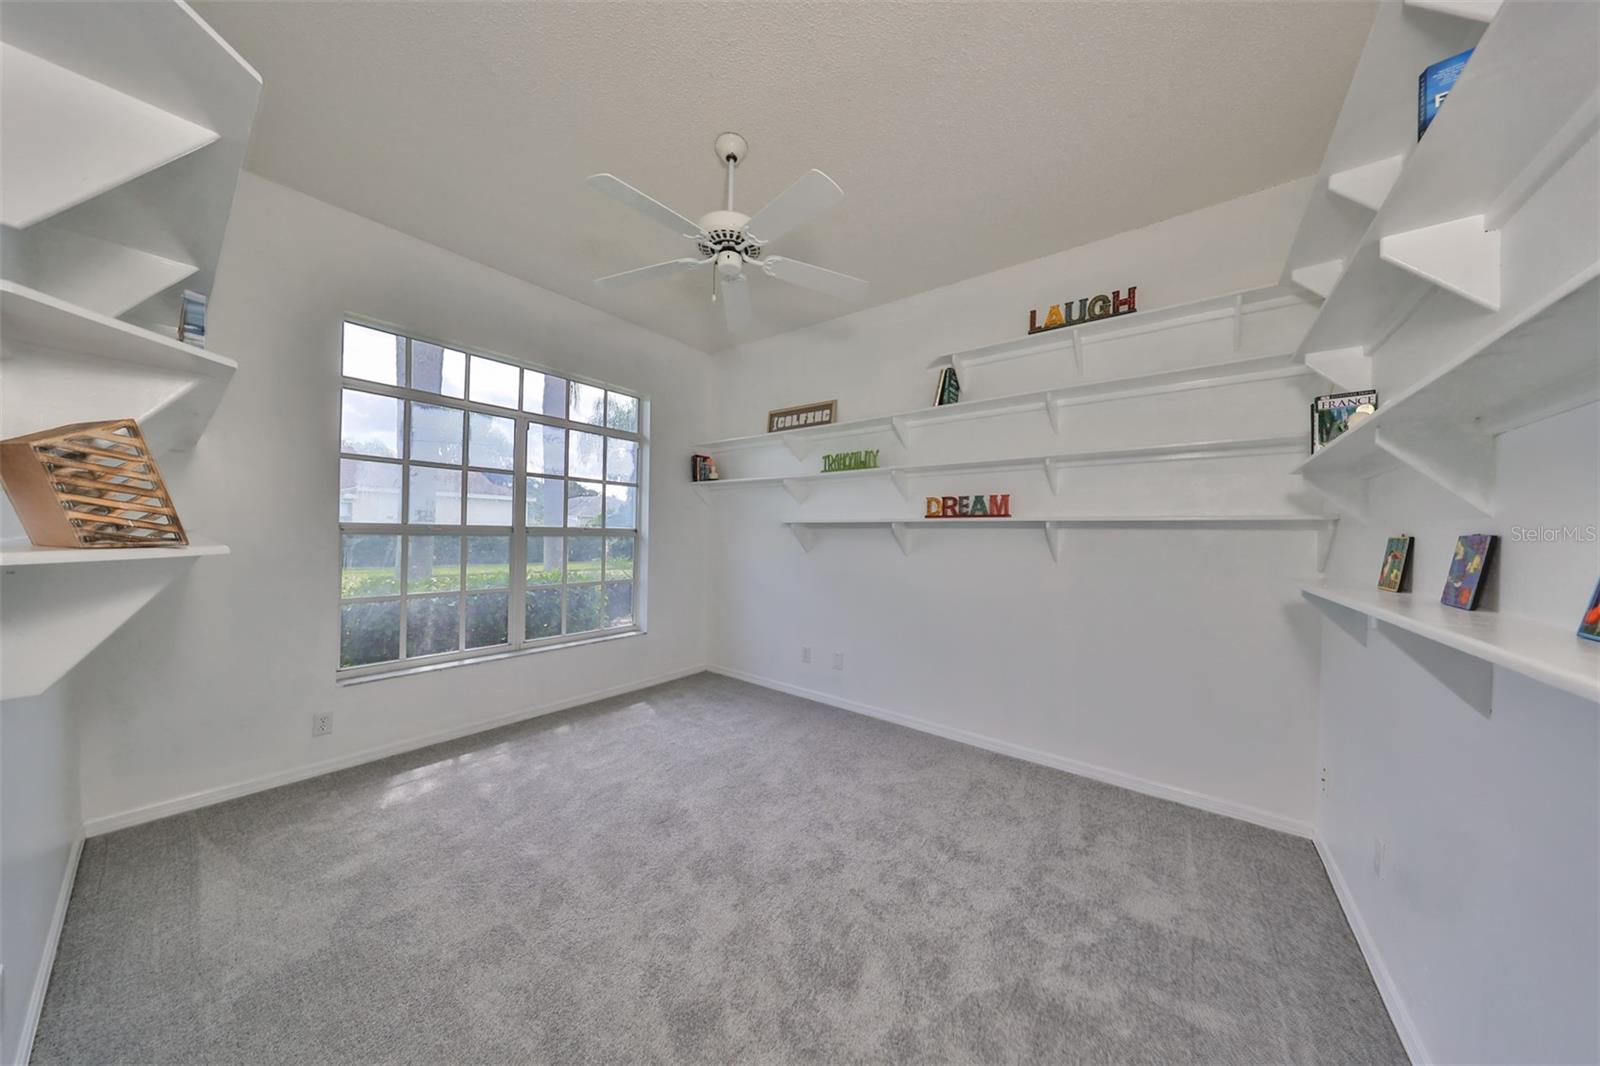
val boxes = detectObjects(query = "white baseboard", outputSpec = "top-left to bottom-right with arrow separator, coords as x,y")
16,834 -> 83,1066
708,665 -> 1313,839
83,665 -> 708,837
1313,834 -> 1427,1066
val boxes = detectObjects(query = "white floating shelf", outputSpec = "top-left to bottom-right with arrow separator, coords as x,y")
696,434 -> 1306,502
0,537 -> 229,700
1404,0 -> 1502,25
922,284 -> 1313,375
0,0 -> 262,329
1326,153 -> 1406,214
1291,260 -> 1344,301
1296,274 -> 1598,516
1281,0 -> 1485,277
0,280 -> 237,453
1294,0 -> 1597,361
0,537 -> 229,568
1302,584 -> 1599,704
789,516 -> 1338,569
696,353 -> 1321,459
0,42 -> 219,229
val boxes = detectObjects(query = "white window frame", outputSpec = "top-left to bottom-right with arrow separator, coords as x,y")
336,318 -> 647,680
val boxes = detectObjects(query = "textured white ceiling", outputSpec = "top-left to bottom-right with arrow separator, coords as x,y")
195,1 -> 1375,354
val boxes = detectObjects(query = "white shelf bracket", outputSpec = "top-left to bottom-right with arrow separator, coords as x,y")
1374,423 -> 1497,515
1376,621 -> 1495,716
1327,154 -> 1405,213
789,524 -> 818,552
889,522 -> 914,557
889,469 -> 914,502
692,483 -> 711,504
1302,469 -> 1369,521
1043,458 -> 1062,496
889,415 -> 913,449
1303,346 -> 1373,391
1044,522 -> 1065,563
1231,293 -> 1245,350
1071,329 -> 1085,375
1290,259 -> 1344,301
1044,393 -> 1065,434
1302,591 -> 1371,646
1379,215 -> 1502,311
782,478 -> 813,504
781,434 -> 811,461
1316,519 -> 1340,573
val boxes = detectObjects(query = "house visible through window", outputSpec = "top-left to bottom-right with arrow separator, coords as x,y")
337,322 -> 643,674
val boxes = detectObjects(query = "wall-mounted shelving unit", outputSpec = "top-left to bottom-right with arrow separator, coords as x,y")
1284,0 -> 1598,394
697,352 -> 1323,460
1303,584 -> 1599,704
1295,275 -> 1597,517
0,281 -> 240,454
695,434 -> 1306,503
920,283 -> 1315,380
0,0 -> 261,329
0,1 -> 258,700
792,515 -> 1339,569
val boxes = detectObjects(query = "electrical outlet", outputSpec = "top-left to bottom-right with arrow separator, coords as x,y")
1372,837 -> 1387,879
313,713 -> 333,737
800,646 -> 811,664
832,652 -> 844,671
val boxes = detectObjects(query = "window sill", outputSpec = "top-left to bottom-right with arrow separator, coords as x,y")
336,628 -> 642,686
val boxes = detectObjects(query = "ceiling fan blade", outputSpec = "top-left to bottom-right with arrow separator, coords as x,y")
744,169 -> 844,243
721,274 -> 752,331
761,256 -> 868,302
587,173 -> 704,238
594,257 -> 711,288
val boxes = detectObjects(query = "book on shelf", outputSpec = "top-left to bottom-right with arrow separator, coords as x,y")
1418,48 -> 1473,139
933,366 -> 961,407
690,454 -> 719,482
1441,533 -> 1496,611
1310,390 -> 1378,452
1377,535 -> 1414,593
178,289 -> 207,348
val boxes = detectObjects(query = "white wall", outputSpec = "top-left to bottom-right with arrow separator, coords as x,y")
66,175 -> 712,831
705,178 -> 1330,832
0,687 -> 80,1066
1314,399 -> 1599,1065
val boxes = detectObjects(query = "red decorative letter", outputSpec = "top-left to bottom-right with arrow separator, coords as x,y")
1111,286 -> 1137,315
987,494 -> 1011,517
941,496 -> 959,517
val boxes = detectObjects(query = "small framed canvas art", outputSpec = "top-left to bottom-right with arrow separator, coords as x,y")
1377,536 -> 1413,593
1578,578 -> 1600,643
1441,534 -> 1497,611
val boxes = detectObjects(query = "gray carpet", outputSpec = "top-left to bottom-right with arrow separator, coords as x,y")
33,673 -> 1405,1065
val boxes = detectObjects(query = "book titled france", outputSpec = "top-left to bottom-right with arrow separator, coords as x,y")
1418,48 -> 1472,139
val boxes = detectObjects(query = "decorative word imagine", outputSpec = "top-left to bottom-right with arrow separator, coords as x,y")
924,494 -> 1011,518
821,449 -> 879,473
1027,286 -> 1137,334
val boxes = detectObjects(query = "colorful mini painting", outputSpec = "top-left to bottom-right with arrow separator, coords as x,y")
1578,578 -> 1600,642
1440,534 -> 1497,611
1377,535 -> 1413,593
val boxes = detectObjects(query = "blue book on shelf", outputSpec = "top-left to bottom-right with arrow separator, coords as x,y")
1418,47 -> 1473,139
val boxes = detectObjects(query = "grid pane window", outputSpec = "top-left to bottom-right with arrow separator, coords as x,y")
339,323 -> 643,672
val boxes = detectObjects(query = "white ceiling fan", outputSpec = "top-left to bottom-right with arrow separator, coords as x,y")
588,132 -> 867,331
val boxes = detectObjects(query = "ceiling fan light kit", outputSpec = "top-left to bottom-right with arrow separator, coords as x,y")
589,132 -> 868,330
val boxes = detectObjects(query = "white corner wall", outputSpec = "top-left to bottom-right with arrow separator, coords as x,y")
66,174 -> 713,832
0,687 -> 80,1066
1313,400 -> 1600,1065
705,178 -> 1327,833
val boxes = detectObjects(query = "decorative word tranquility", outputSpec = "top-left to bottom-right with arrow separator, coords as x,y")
821,449 -> 879,473
924,494 -> 1011,518
1027,286 -> 1137,335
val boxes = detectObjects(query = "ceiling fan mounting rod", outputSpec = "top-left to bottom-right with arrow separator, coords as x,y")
725,156 -> 735,212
